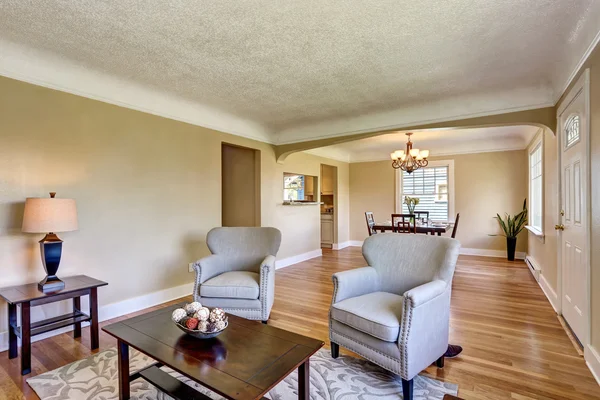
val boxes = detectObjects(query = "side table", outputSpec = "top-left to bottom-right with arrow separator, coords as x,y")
0,275 -> 107,375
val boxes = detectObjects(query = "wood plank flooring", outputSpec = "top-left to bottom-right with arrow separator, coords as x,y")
1,248 -> 599,399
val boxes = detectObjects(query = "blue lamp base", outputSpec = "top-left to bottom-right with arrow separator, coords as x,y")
38,233 -> 65,293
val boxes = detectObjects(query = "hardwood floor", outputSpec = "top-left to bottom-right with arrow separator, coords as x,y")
1,248 -> 599,399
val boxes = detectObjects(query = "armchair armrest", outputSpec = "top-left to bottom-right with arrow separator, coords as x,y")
332,267 -> 380,304
259,255 -> 276,320
403,280 -> 447,307
193,255 -> 230,284
398,279 -> 451,380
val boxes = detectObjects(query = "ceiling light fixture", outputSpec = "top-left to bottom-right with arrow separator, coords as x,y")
390,132 -> 429,174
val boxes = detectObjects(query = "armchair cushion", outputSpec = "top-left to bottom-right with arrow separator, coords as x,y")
331,291 -> 404,342
200,271 -> 260,300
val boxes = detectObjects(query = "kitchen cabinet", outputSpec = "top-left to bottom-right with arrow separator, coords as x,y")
321,214 -> 334,246
321,165 -> 334,195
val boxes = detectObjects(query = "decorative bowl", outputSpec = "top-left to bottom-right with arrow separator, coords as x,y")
175,320 -> 228,339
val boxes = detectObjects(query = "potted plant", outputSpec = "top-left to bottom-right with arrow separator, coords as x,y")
491,199 -> 528,261
404,196 -> 420,223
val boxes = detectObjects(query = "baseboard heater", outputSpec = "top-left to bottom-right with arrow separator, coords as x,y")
525,256 -> 541,282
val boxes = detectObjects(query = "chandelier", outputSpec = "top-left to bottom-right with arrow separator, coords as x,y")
390,132 -> 429,174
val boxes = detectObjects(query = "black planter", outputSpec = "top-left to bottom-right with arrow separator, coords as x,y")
506,237 -> 517,261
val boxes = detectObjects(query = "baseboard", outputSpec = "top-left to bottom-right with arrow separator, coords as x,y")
539,273 -> 560,313
332,241 -> 352,250
0,281 -> 194,352
460,247 -> 526,260
348,240 -> 364,247
585,345 -> 600,386
275,249 -> 322,269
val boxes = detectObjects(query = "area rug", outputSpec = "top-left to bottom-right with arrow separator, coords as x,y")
27,348 -> 458,399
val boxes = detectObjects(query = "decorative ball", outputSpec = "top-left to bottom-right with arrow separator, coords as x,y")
198,320 -> 209,332
193,307 -> 210,321
210,308 -> 226,323
171,308 -> 187,323
215,320 -> 226,331
185,317 -> 199,330
185,302 -> 203,315
206,322 -> 218,332
179,316 -> 190,327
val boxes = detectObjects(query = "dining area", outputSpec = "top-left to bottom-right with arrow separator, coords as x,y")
365,210 -> 460,238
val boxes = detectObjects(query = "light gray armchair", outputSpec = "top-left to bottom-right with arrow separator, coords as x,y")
329,234 -> 460,400
193,227 -> 282,323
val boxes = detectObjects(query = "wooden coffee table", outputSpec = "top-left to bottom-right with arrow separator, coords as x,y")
103,303 -> 324,400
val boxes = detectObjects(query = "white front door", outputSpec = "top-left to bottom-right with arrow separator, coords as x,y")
558,70 -> 589,344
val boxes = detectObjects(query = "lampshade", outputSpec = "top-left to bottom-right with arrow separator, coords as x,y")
22,197 -> 78,233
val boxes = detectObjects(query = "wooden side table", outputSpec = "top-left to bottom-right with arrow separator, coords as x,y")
0,275 -> 107,375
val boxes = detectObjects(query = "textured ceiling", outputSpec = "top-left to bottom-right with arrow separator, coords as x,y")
306,126 -> 540,162
0,1 -> 599,143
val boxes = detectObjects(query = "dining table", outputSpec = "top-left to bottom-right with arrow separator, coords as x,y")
372,221 -> 449,236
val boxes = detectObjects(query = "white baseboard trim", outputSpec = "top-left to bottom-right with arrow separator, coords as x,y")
585,345 -> 600,387
276,249 -> 322,269
348,240 -> 364,247
0,281 -> 194,352
460,248 -> 526,260
539,273 -> 560,313
333,241 -> 352,250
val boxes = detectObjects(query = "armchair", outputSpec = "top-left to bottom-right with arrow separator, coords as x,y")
329,234 -> 460,400
193,227 -> 282,323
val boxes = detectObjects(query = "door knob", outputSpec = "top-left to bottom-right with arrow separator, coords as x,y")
555,224 -> 565,231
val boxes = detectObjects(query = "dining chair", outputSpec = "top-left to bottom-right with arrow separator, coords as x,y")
414,210 -> 430,221
391,213 -> 416,233
451,213 -> 460,239
365,212 -> 378,236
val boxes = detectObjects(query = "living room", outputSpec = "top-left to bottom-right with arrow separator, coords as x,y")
1,2 -> 600,399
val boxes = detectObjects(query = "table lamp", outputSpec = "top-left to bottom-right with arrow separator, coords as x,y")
22,192 -> 78,292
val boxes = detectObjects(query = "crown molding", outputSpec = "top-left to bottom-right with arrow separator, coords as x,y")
0,39 -> 274,144
555,28 -> 600,104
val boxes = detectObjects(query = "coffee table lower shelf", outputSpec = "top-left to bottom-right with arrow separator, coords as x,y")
139,365 -> 216,400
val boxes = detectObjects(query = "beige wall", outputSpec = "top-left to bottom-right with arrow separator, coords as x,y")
349,151 -> 528,253
0,76 -> 349,341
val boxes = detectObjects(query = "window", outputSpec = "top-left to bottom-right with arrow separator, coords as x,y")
565,114 -> 580,149
283,174 -> 305,201
397,160 -> 454,221
528,141 -> 543,234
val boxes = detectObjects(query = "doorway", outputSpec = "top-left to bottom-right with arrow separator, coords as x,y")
221,143 -> 261,227
557,69 -> 590,346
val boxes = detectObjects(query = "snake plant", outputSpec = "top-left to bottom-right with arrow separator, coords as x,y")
493,199 -> 528,238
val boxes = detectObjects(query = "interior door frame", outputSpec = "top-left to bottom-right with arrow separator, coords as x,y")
555,68 -> 591,348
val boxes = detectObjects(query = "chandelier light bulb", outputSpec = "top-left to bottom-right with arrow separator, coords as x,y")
410,148 -> 420,157
420,150 -> 429,158
391,152 -> 398,160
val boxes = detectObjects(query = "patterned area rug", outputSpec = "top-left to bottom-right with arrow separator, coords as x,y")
28,348 -> 458,399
